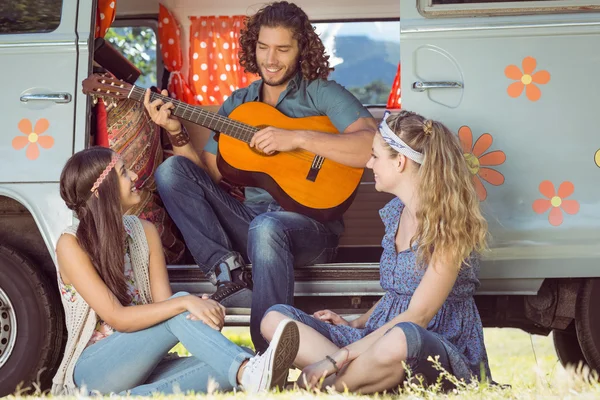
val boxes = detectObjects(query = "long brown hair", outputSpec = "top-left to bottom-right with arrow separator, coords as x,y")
59,147 -> 130,305
239,1 -> 333,80
382,111 -> 488,270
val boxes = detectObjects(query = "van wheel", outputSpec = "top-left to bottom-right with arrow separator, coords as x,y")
0,244 -> 65,396
553,322 -> 587,369
575,278 -> 600,373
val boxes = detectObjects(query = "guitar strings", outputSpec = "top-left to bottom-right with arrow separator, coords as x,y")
135,88 -> 323,165
130,87 -> 326,166
134,88 -> 321,164
148,89 -> 321,165
133,88 -> 259,143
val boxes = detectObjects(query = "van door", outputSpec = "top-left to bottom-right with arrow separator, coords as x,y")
401,0 -> 600,292
0,0 -> 91,183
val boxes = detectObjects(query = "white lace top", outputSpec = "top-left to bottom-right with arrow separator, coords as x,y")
51,216 -> 153,395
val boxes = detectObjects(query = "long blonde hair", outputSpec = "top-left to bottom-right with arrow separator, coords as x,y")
382,111 -> 488,270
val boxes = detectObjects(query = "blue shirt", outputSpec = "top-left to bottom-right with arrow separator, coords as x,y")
204,71 -> 373,204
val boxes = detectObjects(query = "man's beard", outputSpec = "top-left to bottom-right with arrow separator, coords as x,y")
259,60 -> 299,87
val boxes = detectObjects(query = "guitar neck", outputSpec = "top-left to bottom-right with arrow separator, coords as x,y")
128,86 -> 257,143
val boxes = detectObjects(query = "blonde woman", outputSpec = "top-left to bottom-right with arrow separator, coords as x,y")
260,111 -> 491,393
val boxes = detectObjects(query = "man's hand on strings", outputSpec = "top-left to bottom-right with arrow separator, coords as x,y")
143,88 -> 182,134
250,126 -> 304,155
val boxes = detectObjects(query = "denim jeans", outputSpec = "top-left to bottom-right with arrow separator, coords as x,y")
266,304 -> 336,341
73,292 -> 252,395
268,304 -> 453,389
155,156 -> 342,352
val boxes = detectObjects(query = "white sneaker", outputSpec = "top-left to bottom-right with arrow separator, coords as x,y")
240,318 -> 299,393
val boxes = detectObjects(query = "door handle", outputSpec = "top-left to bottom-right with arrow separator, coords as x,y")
20,93 -> 72,103
412,81 -> 463,92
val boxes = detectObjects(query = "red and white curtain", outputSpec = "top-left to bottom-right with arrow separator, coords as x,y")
189,16 -> 258,105
158,4 -> 198,104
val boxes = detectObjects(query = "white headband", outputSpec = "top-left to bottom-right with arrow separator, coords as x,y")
379,111 -> 424,164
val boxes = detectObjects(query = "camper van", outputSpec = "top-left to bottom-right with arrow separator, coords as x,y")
1,0 -> 599,395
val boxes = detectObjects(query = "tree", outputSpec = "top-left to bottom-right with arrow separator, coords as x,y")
0,0 -> 62,34
105,27 -> 157,87
349,80 -> 391,105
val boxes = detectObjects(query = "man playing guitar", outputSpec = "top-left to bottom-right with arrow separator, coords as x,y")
144,1 -> 376,352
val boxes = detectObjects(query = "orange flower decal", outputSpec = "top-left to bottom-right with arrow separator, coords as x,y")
12,118 -> 54,160
532,181 -> 580,226
458,126 -> 506,202
505,56 -> 550,102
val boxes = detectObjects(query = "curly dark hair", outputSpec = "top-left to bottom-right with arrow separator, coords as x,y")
239,1 -> 333,81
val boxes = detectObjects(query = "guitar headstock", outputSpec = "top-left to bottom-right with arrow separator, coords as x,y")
82,74 -> 134,105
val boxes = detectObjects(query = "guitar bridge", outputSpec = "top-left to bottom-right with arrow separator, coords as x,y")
306,155 -> 324,182
306,168 -> 319,182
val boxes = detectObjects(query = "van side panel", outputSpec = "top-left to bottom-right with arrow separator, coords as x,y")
0,3 -> 81,183
401,6 -> 600,285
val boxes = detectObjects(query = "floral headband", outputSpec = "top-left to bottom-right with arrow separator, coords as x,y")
90,155 -> 120,193
379,111 -> 425,164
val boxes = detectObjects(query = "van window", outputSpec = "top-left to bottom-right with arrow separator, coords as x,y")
105,25 -> 158,87
313,20 -> 400,106
106,20 -> 399,106
0,0 -> 62,34
422,0 -> 600,16
432,0 -> 545,3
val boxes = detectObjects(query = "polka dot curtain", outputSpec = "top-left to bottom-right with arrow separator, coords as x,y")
159,4 -> 198,104
189,16 -> 258,105
386,63 -> 402,109
95,0 -> 117,38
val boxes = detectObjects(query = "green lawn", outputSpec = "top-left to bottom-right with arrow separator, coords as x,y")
485,327 -> 562,387
9,327 -> 600,398
172,326 -> 562,387
165,327 -> 600,398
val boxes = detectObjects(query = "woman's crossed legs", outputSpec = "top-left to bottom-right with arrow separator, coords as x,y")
260,304 -> 452,394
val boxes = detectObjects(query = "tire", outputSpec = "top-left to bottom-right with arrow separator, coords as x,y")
0,244 -> 65,396
575,278 -> 600,373
553,322 -> 587,369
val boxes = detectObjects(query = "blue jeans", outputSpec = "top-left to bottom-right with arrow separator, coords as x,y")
155,156 -> 342,351
268,304 -> 453,389
74,292 -> 252,395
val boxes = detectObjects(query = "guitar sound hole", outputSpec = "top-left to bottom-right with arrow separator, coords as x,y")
250,124 -> 278,156
249,146 -> 279,157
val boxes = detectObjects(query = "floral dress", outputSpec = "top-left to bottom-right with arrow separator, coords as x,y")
326,197 -> 492,381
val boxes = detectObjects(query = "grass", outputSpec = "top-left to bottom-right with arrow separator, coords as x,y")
484,328 -> 563,388
9,327 -> 600,398
147,327 -> 600,398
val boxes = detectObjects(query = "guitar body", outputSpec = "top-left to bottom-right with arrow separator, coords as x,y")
216,102 -> 363,222
79,74 -> 363,222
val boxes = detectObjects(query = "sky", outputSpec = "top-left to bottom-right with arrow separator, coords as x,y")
314,21 -> 400,43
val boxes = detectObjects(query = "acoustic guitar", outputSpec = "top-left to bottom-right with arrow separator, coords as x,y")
82,74 -> 364,222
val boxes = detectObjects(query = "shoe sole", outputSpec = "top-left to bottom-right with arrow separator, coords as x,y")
267,319 -> 300,391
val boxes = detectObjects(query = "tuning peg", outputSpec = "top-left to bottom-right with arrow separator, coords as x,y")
91,95 -> 98,105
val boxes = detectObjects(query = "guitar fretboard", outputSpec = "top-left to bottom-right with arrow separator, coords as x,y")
129,86 -> 258,143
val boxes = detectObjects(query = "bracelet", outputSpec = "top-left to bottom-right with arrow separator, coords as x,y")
168,125 -> 190,147
325,355 -> 339,373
